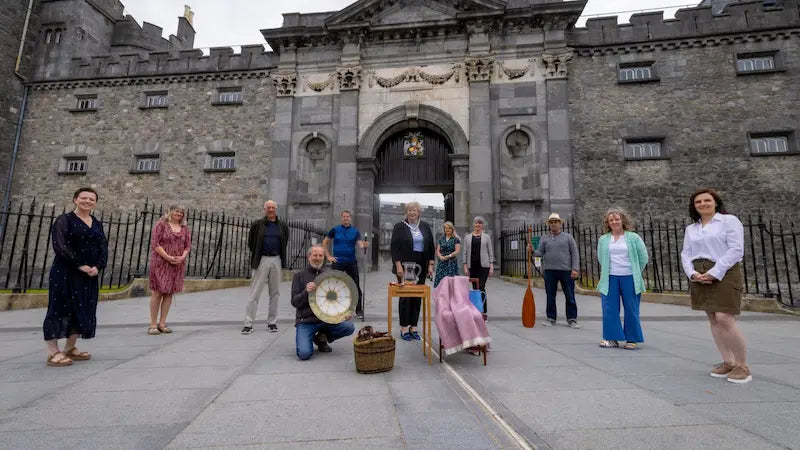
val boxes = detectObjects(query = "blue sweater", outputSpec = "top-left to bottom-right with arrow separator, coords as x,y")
596,231 -> 649,295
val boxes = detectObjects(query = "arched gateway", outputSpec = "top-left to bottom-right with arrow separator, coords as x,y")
355,104 -> 471,269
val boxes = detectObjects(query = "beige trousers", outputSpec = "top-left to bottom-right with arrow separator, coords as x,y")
243,256 -> 281,327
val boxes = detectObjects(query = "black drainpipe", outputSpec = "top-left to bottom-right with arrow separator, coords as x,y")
1,84 -> 29,235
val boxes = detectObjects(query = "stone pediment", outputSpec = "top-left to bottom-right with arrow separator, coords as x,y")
325,0 -> 507,26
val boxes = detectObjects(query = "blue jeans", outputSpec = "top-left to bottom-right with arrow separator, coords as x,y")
543,270 -> 577,321
601,275 -> 644,343
295,321 -> 355,360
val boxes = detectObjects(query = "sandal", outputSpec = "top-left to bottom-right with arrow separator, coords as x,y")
157,325 -> 172,334
46,351 -> 73,367
467,346 -> 481,356
623,342 -> 640,350
401,332 -> 413,341
63,347 -> 91,361
148,327 -> 161,335
599,340 -> 619,348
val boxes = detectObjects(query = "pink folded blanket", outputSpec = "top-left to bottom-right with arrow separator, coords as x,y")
433,276 -> 492,355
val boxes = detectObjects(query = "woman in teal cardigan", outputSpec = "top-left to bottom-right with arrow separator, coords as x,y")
596,208 -> 649,350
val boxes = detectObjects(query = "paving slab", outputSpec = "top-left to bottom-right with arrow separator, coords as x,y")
539,424 -> 785,450
685,402 -> 800,450
0,423 -> 186,450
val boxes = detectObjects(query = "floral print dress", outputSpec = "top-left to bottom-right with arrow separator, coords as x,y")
434,235 -> 461,287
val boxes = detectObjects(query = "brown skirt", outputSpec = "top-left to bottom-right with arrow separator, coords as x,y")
689,259 -> 743,315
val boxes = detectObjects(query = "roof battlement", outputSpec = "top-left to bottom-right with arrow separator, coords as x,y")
37,45 -> 277,83
569,0 -> 799,50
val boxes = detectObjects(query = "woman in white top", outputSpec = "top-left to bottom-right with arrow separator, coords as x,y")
680,188 -> 750,384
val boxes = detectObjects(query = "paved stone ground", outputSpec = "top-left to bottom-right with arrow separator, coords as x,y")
1,272 -> 799,449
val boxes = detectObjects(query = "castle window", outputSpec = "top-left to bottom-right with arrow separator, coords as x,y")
58,156 -> 87,175
141,91 -> 169,109
205,152 -> 236,172
736,51 -> 783,75
213,88 -> 243,105
131,155 -> 161,173
624,139 -> 666,160
618,62 -> 658,84
44,27 -> 64,46
749,132 -> 795,156
70,95 -> 98,112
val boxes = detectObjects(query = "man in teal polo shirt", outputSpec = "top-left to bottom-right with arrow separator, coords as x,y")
322,210 -> 368,320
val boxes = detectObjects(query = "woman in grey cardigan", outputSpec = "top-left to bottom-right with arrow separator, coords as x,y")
462,216 -> 494,314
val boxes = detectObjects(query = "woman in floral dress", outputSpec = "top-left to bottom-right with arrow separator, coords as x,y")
148,205 -> 191,335
434,221 -> 461,288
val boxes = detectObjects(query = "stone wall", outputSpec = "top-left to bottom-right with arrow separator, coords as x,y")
10,75 -> 277,214
569,1 -> 800,223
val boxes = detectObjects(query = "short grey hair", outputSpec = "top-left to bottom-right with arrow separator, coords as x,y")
473,216 -> 485,225
307,244 -> 325,256
405,201 -> 421,214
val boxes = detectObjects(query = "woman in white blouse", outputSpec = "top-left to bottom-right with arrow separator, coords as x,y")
680,188 -> 750,384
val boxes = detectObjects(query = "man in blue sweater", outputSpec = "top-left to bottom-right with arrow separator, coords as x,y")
533,213 -> 581,328
322,210 -> 368,320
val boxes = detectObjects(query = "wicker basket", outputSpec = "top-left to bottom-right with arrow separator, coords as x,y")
353,335 -> 396,374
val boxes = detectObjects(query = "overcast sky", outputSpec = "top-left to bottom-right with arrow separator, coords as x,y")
123,0 -> 695,207
124,0 -> 697,50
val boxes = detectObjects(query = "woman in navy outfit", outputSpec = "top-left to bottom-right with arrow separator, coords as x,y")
43,187 -> 108,366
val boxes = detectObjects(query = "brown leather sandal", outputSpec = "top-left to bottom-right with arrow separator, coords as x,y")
46,351 -> 73,367
63,347 -> 91,360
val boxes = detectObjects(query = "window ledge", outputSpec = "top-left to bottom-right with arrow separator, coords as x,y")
68,108 -> 98,113
204,168 -> 236,173
138,105 -> 169,110
57,171 -> 87,175
211,101 -> 243,106
129,170 -> 161,174
750,151 -> 799,157
624,156 -> 670,161
736,68 -> 786,76
618,78 -> 660,85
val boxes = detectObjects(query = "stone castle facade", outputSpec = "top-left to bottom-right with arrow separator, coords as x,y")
2,0 -> 798,247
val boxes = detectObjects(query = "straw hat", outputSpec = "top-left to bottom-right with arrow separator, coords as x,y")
547,212 -> 565,223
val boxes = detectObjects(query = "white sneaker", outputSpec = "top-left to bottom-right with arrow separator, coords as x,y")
568,320 -> 581,329
541,319 -> 556,326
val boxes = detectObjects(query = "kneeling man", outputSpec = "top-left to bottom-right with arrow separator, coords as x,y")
291,245 -> 355,360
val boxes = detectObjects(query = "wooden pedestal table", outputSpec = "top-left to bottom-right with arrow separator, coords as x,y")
387,282 -> 432,365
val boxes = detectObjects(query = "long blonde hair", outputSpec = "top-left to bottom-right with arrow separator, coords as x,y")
161,204 -> 187,226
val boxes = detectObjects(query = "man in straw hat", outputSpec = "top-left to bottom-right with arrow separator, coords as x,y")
532,213 -> 581,328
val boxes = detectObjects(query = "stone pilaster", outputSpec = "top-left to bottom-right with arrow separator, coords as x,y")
467,76 -> 495,236
544,50 -> 575,220
449,153 -> 470,234
356,157 -> 378,270
333,88 -> 359,221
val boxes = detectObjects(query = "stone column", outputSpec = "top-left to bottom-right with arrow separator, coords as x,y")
356,157 -> 378,270
542,51 -> 575,220
269,71 -> 297,217
466,57 -> 496,236
332,65 -> 362,221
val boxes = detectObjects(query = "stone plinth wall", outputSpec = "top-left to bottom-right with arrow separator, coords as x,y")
11,75 -> 276,213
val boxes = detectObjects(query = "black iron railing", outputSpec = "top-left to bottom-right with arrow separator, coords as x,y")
499,215 -> 800,307
0,200 -> 326,293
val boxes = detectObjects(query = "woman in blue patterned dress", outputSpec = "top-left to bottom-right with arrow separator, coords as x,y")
43,187 -> 108,367
434,221 -> 461,288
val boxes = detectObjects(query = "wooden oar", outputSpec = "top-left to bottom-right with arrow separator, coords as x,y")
522,226 -> 536,328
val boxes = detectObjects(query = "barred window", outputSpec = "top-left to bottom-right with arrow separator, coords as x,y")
216,89 -> 242,104
750,134 -> 791,155
624,140 -> 664,160
736,56 -> 775,73
75,96 -> 97,110
618,62 -> 658,83
207,153 -> 236,171
620,66 -> 651,81
60,157 -> 87,174
146,94 -> 168,108
135,156 -> 160,172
